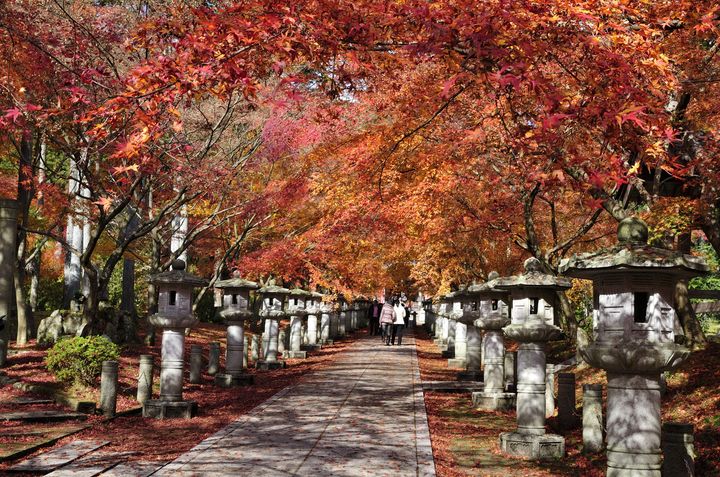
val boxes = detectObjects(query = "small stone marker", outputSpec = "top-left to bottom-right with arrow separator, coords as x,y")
43,451 -> 137,477
545,364 -> 555,418
243,336 -> 249,368
582,384 -> 603,453
558,372 -> 577,429
137,355 -> 154,404
207,341 -> 220,375
9,440 -> 109,472
189,344 -> 202,384
662,422 -> 695,477
101,461 -> 166,477
100,360 -> 119,417
250,335 -> 259,361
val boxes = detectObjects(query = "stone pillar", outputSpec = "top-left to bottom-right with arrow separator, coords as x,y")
226,324 -> 244,376
137,355 -> 154,404
661,422 -> 694,477
480,333 -> 485,369
243,336 -> 249,368
100,360 -> 118,417
278,329 -> 287,355
583,384 -> 603,453
159,328 -> 186,401
189,344 -> 202,384
207,341 -> 220,375
516,343 -> 547,436
307,314 -> 318,346
338,311 -> 347,337
505,351 -> 517,390
250,335 -> 259,361
0,200 -> 18,340
320,312 -> 331,344
330,312 -> 339,339
263,319 -> 279,362
472,329 -> 514,410
446,318 -> 457,353
301,324 -> 308,344
545,364 -> 555,419
558,373 -> 578,429
286,315 -> 306,359
448,322 -> 467,368
460,325 -> 482,381
606,373 -> 662,477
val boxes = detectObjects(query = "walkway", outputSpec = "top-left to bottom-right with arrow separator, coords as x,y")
156,333 -> 436,476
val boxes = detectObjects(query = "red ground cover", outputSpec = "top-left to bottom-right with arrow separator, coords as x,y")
0,323 -> 361,470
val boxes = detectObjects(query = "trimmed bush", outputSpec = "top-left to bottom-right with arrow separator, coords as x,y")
46,335 -> 121,387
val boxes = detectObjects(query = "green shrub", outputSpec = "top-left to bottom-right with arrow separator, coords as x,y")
35,277 -> 64,312
194,290 -> 219,323
45,336 -> 121,387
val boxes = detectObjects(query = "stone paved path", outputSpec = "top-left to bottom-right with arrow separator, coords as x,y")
156,332 -> 436,476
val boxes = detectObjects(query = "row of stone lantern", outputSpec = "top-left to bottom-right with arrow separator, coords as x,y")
141,262 -> 371,420
428,217 -> 706,476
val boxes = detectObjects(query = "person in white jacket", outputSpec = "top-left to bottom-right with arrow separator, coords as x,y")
391,299 -> 406,345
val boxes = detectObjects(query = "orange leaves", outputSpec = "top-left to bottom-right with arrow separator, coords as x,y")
616,104 -> 649,130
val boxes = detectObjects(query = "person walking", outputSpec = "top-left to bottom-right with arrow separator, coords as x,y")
392,299 -> 406,345
379,300 -> 396,345
369,299 -> 380,336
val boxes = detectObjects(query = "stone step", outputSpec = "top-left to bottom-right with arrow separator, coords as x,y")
100,460 -> 166,477
9,439 -> 109,473
0,410 -> 88,423
44,451 -> 138,477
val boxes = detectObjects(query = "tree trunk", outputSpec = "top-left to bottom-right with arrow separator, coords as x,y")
676,232 -> 706,349
557,291 -> 578,345
63,158 -> 83,308
28,248 -> 40,313
120,210 -> 140,317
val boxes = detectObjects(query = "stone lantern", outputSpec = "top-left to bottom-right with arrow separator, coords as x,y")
213,271 -> 259,387
319,297 -> 334,345
440,292 -> 459,357
447,288 -> 469,368
338,295 -> 348,338
286,287 -> 310,359
256,280 -> 290,370
466,272 -> 515,409
495,257 -> 571,459
143,260 -> 208,419
560,217 -> 707,477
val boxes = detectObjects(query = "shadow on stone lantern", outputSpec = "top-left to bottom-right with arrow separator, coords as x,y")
213,271 -> 259,387
560,217 -> 708,477
440,291 -> 461,358
285,287 -> 311,359
495,257 -> 572,459
143,259 -> 208,419
256,279 -> 290,370
302,290 -> 324,351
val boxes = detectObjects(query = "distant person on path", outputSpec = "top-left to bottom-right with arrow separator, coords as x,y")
379,299 -> 396,346
392,299 -> 406,345
369,299 -> 381,336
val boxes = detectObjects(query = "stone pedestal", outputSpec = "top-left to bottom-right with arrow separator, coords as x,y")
442,319 -> 457,357
100,360 -> 118,417
545,364 -> 555,418
472,329 -> 514,411
285,315 -> 307,359
143,327 -> 198,419
583,384 -> 603,453
505,351 -> 517,390
302,314 -> 320,351
661,422 -> 694,477
215,321 -> 254,386
207,341 -> 220,375
257,318 -> 284,369
607,373 -> 662,477
448,322 -> 467,368
458,326 -> 483,381
338,311 -> 347,337
499,432 -> 565,459
330,312 -> 339,340
189,344 -> 203,384
250,335 -> 260,361
137,355 -> 154,404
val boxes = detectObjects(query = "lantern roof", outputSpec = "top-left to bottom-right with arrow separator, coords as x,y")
258,278 -> 291,295
289,287 -> 312,297
559,217 -> 708,278
495,258 -> 572,290
150,260 -> 208,287
215,270 -> 259,290
467,271 -> 507,295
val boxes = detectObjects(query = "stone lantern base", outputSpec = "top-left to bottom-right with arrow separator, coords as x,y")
143,399 -> 198,419
301,344 -> 321,352
214,373 -> 254,387
441,347 -> 455,358
499,431 -> 564,459
256,360 -> 286,370
472,391 -> 515,411
283,350 -> 308,359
